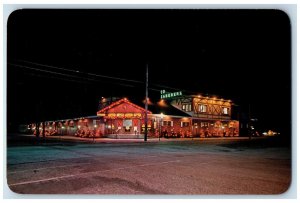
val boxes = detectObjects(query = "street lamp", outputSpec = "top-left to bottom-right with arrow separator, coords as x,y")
159,113 -> 164,141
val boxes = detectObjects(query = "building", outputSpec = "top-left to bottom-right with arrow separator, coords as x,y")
96,98 -> 152,138
29,94 -> 239,139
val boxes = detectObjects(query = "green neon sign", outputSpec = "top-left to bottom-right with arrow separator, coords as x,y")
160,90 -> 182,99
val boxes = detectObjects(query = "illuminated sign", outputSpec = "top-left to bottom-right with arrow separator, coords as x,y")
160,89 -> 182,99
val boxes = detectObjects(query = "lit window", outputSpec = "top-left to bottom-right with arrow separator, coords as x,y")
199,105 -> 207,113
187,104 -> 191,111
163,121 -> 172,126
223,107 -> 229,115
182,104 -> 191,112
181,122 -> 189,127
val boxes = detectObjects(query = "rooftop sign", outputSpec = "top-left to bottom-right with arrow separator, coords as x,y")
160,89 -> 183,99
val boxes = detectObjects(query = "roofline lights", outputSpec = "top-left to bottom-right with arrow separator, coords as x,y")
97,98 -> 152,114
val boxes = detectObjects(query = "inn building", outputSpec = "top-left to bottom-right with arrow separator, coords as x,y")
29,93 -> 239,139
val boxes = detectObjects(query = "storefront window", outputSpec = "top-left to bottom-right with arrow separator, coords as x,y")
123,119 -> 132,132
123,119 -> 132,127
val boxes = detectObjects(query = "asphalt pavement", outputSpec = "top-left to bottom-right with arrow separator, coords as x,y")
6,134 -> 291,195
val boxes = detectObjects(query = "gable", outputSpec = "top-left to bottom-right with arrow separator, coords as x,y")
106,102 -> 144,113
97,98 -> 152,116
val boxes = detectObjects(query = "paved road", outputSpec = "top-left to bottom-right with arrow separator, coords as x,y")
6,136 -> 291,195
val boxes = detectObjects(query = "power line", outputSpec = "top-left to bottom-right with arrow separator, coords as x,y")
8,62 -> 163,91
10,60 -> 207,96
23,72 -> 94,85
8,61 -> 227,100
18,59 -> 144,84
16,59 -> 183,91
9,63 -> 138,88
9,63 -> 98,82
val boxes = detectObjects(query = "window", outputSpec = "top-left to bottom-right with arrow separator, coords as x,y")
163,121 -> 173,126
200,122 -> 208,127
222,107 -> 229,115
182,104 -> 192,112
199,104 -> 207,113
181,122 -> 189,127
123,119 -> 132,127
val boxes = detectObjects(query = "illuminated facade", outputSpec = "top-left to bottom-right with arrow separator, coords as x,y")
165,95 -> 239,137
30,96 -> 239,138
96,98 -> 152,138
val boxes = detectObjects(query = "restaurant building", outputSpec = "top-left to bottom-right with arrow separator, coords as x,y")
30,94 -> 239,139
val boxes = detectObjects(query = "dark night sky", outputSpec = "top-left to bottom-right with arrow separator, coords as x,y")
7,9 -> 291,133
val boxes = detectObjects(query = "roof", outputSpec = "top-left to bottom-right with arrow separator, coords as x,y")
129,98 -> 191,117
147,102 -> 191,117
97,98 -> 152,114
98,97 -> 191,118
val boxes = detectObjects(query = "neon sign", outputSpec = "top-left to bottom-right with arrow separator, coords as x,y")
160,89 -> 182,99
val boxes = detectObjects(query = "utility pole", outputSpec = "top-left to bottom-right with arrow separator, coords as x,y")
144,64 -> 148,142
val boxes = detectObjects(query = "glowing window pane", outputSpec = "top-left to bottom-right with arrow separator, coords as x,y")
199,105 -> 207,112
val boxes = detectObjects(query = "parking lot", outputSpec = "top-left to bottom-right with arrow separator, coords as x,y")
6,135 -> 291,195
